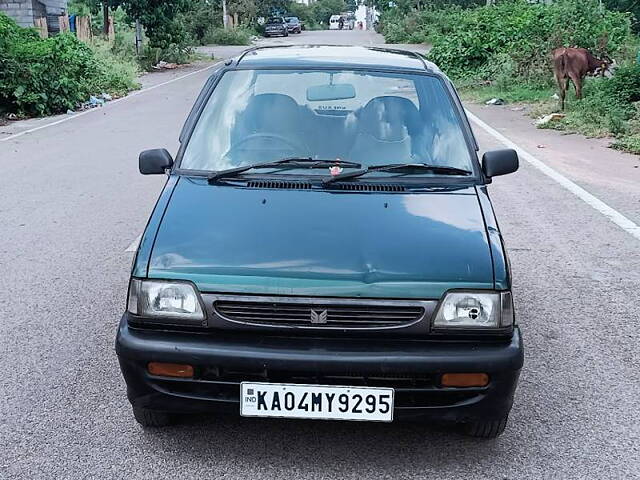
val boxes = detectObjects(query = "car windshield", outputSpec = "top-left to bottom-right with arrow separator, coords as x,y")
285,17 -> 298,23
267,17 -> 283,23
181,69 -> 474,175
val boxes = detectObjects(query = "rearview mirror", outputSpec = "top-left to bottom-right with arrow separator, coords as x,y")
306,83 -> 356,102
482,149 -> 519,178
139,149 -> 173,175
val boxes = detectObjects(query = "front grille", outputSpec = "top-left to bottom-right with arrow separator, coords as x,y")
151,369 -> 485,408
201,367 -> 436,388
214,298 -> 425,329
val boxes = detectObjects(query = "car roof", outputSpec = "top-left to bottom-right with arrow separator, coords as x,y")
234,45 -> 443,74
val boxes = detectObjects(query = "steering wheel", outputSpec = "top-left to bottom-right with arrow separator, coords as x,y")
223,133 -> 309,162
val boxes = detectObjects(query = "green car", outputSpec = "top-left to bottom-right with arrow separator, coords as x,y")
116,46 -> 522,438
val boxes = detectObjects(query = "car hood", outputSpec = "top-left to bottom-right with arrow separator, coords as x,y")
147,177 -> 494,299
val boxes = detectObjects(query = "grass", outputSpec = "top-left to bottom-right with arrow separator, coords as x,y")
203,27 -> 253,46
611,134 -> 640,153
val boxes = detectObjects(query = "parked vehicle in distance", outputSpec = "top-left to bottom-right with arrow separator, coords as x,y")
117,46 -> 523,438
284,16 -> 302,34
341,11 -> 355,29
329,15 -> 342,30
263,16 -> 288,37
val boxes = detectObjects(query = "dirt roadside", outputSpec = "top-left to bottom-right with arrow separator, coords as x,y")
466,101 -> 640,225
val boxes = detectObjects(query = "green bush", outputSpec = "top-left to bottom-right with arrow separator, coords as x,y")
91,40 -> 140,93
0,12 -> 138,117
203,27 -> 253,46
177,0 -> 223,45
380,0 -> 640,153
381,0 -> 634,86
380,5 -> 458,44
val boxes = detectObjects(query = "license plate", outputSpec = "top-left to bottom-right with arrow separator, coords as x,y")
240,382 -> 394,422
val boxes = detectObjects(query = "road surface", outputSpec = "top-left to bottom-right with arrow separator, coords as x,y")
1,30 -> 639,479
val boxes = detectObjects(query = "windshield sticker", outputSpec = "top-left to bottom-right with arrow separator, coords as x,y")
316,105 -> 347,111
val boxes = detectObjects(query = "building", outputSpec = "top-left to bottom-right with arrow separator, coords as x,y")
0,0 -> 68,32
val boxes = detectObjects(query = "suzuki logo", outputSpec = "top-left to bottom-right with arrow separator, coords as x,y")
310,309 -> 328,324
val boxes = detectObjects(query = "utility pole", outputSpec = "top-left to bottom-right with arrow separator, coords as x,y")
135,19 -> 143,55
222,0 -> 228,29
103,1 -> 109,35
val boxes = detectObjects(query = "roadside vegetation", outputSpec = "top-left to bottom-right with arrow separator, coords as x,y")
0,12 -> 138,117
379,0 -> 640,154
1,0 -> 358,119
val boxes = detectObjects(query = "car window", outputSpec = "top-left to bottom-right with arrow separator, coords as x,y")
182,69 -> 473,174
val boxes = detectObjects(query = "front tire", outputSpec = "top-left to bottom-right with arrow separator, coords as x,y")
132,406 -> 174,428
463,415 -> 509,438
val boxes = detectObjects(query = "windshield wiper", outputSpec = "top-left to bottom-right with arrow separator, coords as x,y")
208,157 -> 361,183
323,163 -> 473,184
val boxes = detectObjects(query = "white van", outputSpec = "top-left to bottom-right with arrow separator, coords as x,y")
329,15 -> 342,30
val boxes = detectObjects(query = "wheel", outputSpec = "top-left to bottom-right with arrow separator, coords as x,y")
284,31 -> 288,37
132,406 -> 174,428
463,415 -> 509,438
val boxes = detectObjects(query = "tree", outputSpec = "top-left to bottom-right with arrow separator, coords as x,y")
123,0 -> 193,49
70,0 -> 123,35
228,0 -> 258,25
255,0 -> 291,17
178,0 -> 223,44
311,0 -> 347,24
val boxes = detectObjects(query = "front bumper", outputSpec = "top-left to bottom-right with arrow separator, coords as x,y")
116,314 -> 523,422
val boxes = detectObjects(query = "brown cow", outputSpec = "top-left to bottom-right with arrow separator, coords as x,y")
552,47 -> 611,110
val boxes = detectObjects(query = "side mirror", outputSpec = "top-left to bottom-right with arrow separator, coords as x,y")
139,149 -> 173,175
482,149 -> 519,178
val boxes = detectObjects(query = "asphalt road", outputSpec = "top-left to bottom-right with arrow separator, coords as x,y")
1,30 -> 639,479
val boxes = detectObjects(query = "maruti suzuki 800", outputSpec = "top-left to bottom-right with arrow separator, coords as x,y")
116,46 -> 523,438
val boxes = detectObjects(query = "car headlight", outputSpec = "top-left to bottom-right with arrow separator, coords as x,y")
127,278 -> 205,324
433,291 -> 514,329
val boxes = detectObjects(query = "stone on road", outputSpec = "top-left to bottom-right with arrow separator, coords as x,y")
1,29 -> 638,480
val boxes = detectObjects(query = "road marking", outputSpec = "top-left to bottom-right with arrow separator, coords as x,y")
0,62 -> 222,144
125,234 -> 142,253
466,109 -> 640,242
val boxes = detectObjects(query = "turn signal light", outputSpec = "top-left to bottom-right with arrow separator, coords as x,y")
441,373 -> 489,387
148,362 -> 194,378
